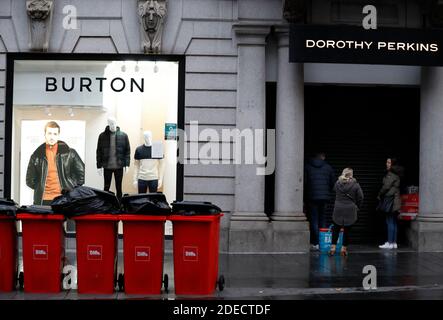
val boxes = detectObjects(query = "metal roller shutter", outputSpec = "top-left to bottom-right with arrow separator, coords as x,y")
305,85 -> 419,244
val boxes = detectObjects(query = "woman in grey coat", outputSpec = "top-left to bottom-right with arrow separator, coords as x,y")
329,168 -> 364,256
378,158 -> 404,250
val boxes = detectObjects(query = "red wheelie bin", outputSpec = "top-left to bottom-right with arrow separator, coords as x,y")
169,212 -> 224,295
119,214 -> 168,294
0,215 -> 18,292
72,214 -> 119,294
17,213 -> 65,293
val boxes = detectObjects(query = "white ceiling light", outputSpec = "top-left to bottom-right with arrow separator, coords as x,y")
154,61 -> 159,73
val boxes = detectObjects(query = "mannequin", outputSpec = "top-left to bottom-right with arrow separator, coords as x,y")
96,117 -> 130,199
133,130 -> 165,193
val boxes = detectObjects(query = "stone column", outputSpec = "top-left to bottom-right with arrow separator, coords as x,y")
229,24 -> 272,253
271,27 -> 309,252
409,66 -> 443,251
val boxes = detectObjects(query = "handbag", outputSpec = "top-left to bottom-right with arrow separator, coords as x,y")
377,196 -> 394,213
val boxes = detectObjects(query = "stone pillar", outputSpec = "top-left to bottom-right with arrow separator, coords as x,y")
409,66 -> 443,251
229,24 -> 272,253
271,27 -> 309,253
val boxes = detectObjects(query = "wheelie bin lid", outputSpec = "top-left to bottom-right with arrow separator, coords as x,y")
16,213 -> 65,221
169,213 -> 223,222
171,201 -> 222,216
119,214 -> 167,222
71,213 -> 121,221
16,205 -> 61,218
0,215 -> 16,220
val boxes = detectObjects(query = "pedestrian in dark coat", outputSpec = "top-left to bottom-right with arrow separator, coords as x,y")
304,152 -> 336,250
378,158 -> 404,250
329,168 -> 364,256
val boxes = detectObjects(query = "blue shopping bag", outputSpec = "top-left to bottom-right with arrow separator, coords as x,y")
319,225 -> 343,254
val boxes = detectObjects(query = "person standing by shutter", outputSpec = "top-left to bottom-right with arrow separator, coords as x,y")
329,168 -> 364,256
304,152 -> 336,250
378,158 -> 404,250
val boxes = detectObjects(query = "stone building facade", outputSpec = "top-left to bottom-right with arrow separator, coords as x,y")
1,0 -> 443,252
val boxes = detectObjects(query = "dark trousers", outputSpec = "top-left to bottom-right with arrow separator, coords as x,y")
104,168 -> 124,199
331,223 -> 351,247
138,179 -> 158,193
308,200 -> 327,245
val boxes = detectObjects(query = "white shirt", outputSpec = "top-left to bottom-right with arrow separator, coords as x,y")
135,158 -> 162,181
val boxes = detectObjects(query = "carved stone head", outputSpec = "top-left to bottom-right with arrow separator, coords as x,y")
138,0 -> 167,54
27,0 -> 52,21
143,0 -> 161,33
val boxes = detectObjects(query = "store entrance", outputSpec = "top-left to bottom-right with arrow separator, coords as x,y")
304,85 -> 420,245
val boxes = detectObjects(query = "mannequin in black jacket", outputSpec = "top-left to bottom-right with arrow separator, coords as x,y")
96,117 -> 130,199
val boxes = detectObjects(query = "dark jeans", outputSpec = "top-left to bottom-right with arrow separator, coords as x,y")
331,223 -> 351,247
386,212 -> 398,243
138,179 -> 158,193
308,200 -> 327,245
104,168 -> 124,199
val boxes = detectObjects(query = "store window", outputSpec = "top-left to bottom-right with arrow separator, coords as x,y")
6,55 -> 184,234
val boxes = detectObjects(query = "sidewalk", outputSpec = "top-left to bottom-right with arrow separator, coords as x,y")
2,241 -> 443,300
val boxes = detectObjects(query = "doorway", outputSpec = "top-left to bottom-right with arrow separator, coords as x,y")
304,85 -> 420,245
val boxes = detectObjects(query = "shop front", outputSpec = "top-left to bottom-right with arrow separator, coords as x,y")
4,53 -> 185,234
2,0 -> 443,252
305,85 -> 420,245
288,16 -> 443,251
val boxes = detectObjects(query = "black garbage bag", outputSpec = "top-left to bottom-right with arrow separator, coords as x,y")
50,186 -> 121,218
120,193 -> 171,215
0,199 -> 19,217
17,205 -> 54,215
171,201 -> 222,216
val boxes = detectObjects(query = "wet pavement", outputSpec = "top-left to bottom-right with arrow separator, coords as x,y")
2,241 -> 443,300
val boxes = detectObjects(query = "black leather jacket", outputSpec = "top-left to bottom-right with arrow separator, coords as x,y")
26,141 -> 85,205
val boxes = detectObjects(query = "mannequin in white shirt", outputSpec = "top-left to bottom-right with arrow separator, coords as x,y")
133,130 -> 165,193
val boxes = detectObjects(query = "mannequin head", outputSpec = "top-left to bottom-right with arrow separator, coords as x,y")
143,130 -> 153,147
108,117 -> 117,132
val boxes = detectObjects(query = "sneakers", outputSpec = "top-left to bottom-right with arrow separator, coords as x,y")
379,242 -> 398,249
379,242 -> 393,249
310,244 -> 319,251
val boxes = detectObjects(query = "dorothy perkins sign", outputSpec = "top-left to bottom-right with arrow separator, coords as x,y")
290,25 -> 443,66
